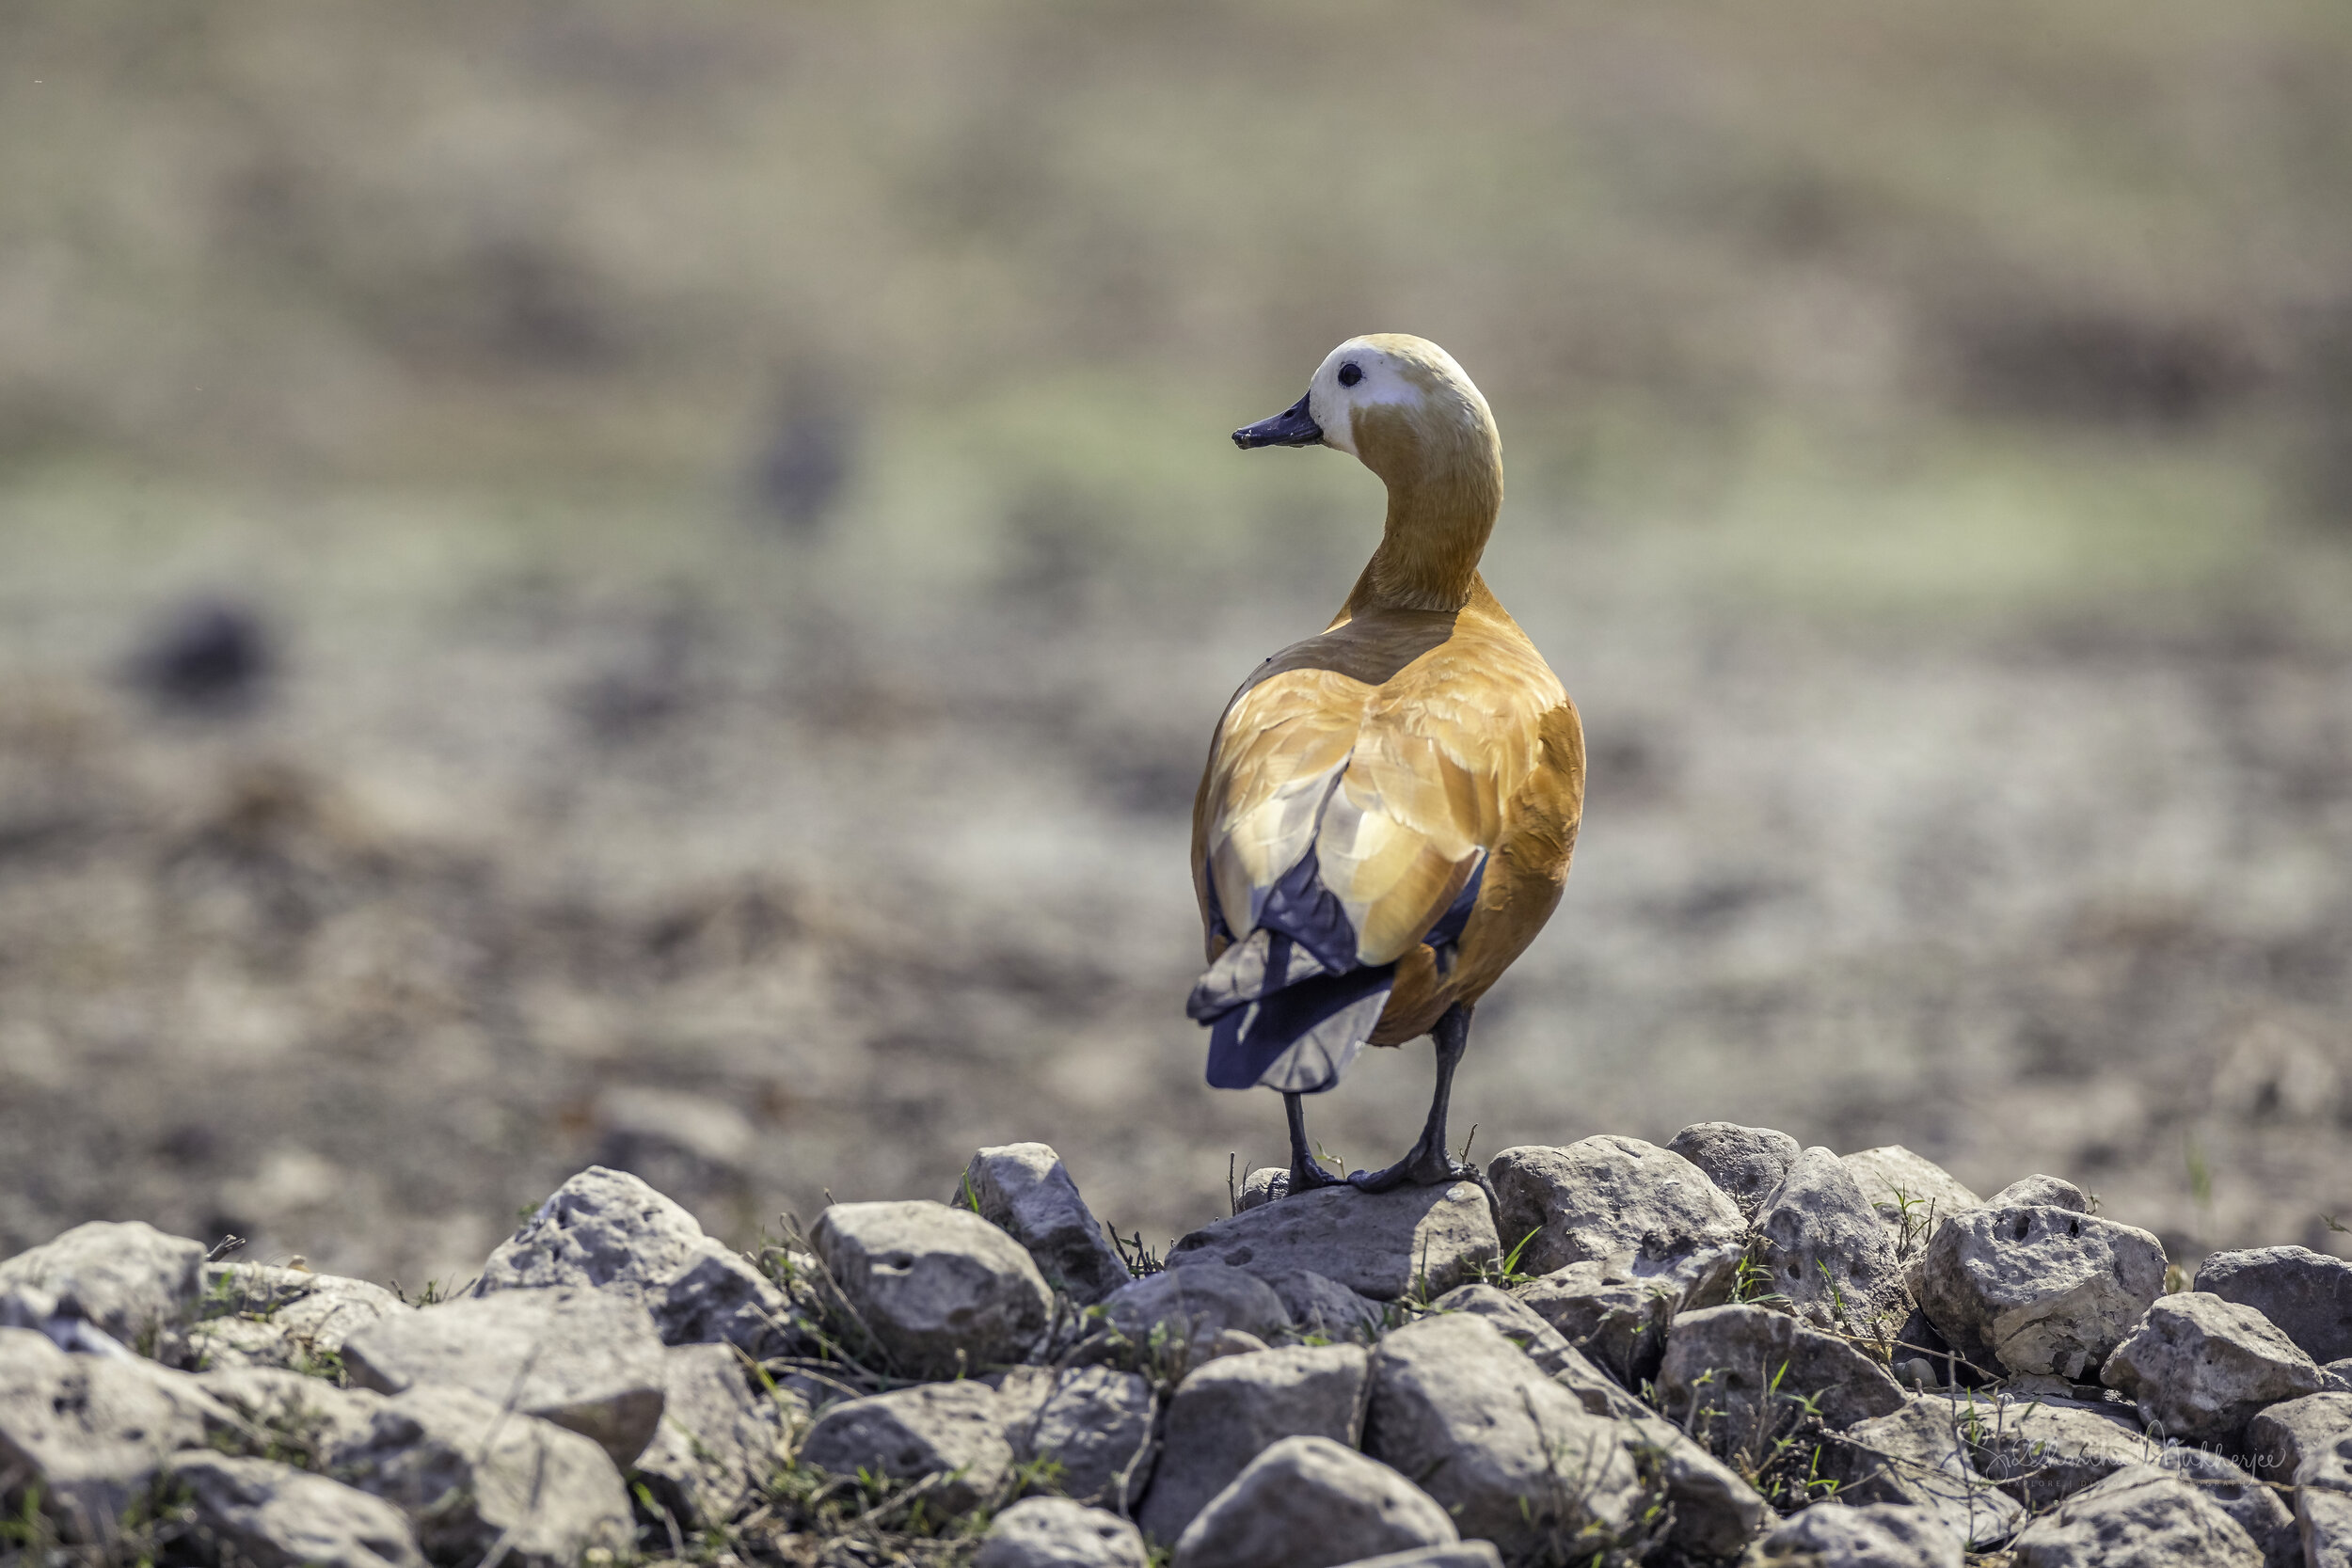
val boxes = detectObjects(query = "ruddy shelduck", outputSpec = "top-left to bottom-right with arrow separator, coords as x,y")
1191,334 -> 1585,1195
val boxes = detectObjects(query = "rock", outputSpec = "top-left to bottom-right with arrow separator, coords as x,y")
2196,1247 -> 2352,1365
650,1238 -> 803,1359
0,1326 -> 241,1537
1513,1260 -> 1675,1387
1166,1181 -> 1499,1302
1235,1167 -> 1288,1213
1617,1406 -> 1775,1560
2006,1463 -> 2262,1567
1488,1136 -> 1743,1302
1170,1435 -> 1456,1568
473,1165 -> 708,1305
1364,1312 -> 1643,1558
976,1497 -> 1150,1568
1988,1176 -> 2090,1213
2102,1292 -> 2325,1448
1426,1282 -> 1593,1375
2248,1392 -> 2352,1482
631,1342 -> 789,1529
2160,1448 -> 2301,1568
1842,1147 -> 1983,1254
1269,1270 -> 1386,1340
1658,1303 -> 1907,1457
341,1286 -> 668,1467
0,1220 -> 206,1353
198,1367 -> 389,1462
1909,1205 -> 2167,1380
2328,1359 -> 2352,1394
1330,1549 -> 1503,1568
812,1200 -> 1055,1378
961,1144 -> 1133,1306
1821,1395 -> 2026,1548
164,1452 -> 424,1568
1101,1261 -> 1293,1357
187,1264 -> 411,1373
1963,1394 -> 2153,1507
1138,1344 -> 1368,1542
1747,1501 -> 1964,1567
2288,1418 -> 2352,1568
798,1380 -> 1011,1516
1754,1147 -> 1910,1337
474,1166 -> 805,1359
327,1385 -> 632,1568
1668,1122 -> 1803,1220
1014,1365 -> 1155,1511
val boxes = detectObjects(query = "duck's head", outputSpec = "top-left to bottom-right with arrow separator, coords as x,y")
1233,335 -> 1502,610
1233,334 -> 1497,478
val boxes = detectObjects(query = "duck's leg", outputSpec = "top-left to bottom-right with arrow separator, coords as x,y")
1283,1092 -> 1345,1194
1349,1005 -> 1483,1192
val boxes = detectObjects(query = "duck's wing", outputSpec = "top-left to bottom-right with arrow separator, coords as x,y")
1190,626 -> 1564,1089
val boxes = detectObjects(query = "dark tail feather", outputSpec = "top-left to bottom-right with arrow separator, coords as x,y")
1204,963 -> 1395,1093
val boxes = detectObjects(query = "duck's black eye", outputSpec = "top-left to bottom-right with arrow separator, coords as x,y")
1337,362 -> 1362,388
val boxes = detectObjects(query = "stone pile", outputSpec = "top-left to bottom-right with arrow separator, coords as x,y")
7,1130 -> 2352,1565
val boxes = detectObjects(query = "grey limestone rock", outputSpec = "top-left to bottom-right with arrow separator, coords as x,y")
961,1143 -> 1133,1306
1138,1343 -> 1367,1542
650,1237 -> 803,1359
1269,1269 -> 1386,1339
798,1379 -> 1011,1517
631,1341 -> 790,1530
1820,1394 -> 2026,1548
342,1285 -> 668,1467
1964,1394 -> 2154,1508
0,1326 -> 242,1538
1167,1180 -> 1498,1302
1658,1303 -> 1907,1455
2102,1291 -> 2325,1448
1101,1260 -> 1292,1355
1746,1501 -> 1964,1567
976,1497 -> 1150,1568
1512,1259 -> 1675,1387
1755,1147 -> 1911,1337
1235,1167 -> 1288,1212
187,1265 -> 411,1372
812,1199 -> 1054,1378
2160,1448 -> 2301,1568
1668,1121 -> 1803,1220
1169,1435 -> 1456,1568
2289,1421 -> 2352,1568
2006,1463 -> 2262,1567
476,1167 -> 805,1359
1842,1148 -> 1982,1255
0,1220 -> 207,1353
1365,1312 -> 1644,1558
198,1367 -> 388,1459
1427,1282 -> 1590,1380
2248,1391 -> 2352,1483
1489,1135 -> 1743,1302
474,1164 -> 707,1305
1013,1364 -> 1154,1511
1331,1549 -> 1503,1568
2197,1246 -> 2352,1365
1910,1205 -> 2167,1379
165,1452 -> 424,1568
327,1384 -> 632,1568
1988,1176 -> 2090,1214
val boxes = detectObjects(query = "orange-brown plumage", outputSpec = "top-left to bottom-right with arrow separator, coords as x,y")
1195,335 -> 1582,1191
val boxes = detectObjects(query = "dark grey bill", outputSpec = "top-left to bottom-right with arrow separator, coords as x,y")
1232,391 -> 1323,450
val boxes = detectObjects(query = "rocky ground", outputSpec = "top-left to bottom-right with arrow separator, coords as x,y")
8,1127 -> 2352,1567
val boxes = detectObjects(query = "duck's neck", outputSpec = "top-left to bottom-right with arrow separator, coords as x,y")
1345,417 -> 1502,614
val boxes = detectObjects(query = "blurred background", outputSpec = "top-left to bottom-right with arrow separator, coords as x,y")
5,0 -> 2352,1289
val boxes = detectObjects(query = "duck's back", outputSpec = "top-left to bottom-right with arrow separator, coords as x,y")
1192,578 -> 1578,976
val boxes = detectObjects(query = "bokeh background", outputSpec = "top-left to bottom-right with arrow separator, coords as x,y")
6,1 -> 2352,1290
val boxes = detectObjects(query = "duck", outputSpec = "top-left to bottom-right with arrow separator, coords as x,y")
1189,334 -> 1585,1196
